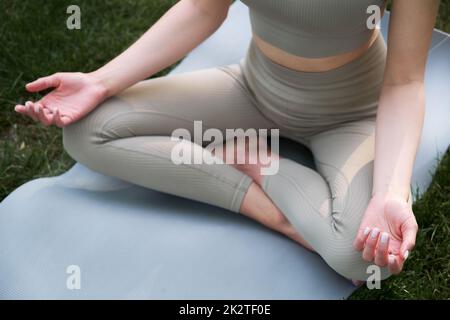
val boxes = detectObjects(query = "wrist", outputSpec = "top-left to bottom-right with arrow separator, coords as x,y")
87,70 -> 115,99
371,189 -> 410,204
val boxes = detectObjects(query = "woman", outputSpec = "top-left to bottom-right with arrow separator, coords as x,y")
14,0 -> 440,283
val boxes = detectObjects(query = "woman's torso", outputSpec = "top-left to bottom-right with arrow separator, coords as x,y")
240,0 -> 387,72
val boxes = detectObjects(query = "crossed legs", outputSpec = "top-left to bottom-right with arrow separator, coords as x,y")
63,65 -> 388,281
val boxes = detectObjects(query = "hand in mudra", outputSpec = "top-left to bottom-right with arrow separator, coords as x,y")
353,193 -> 418,274
15,72 -> 108,128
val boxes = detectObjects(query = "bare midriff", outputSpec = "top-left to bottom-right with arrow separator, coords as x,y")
252,0 -> 387,73
253,28 -> 381,72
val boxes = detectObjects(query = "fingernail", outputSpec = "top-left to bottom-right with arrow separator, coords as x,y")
404,250 -> 409,260
370,228 -> 379,239
380,232 -> 389,244
363,227 -> 370,236
388,255 -> 395,265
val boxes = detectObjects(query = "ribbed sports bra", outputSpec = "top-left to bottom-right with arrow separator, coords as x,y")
240,0 -> 387,58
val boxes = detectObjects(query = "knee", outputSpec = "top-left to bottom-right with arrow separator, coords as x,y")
63,121 -> 92,166
323,206 -> 392,281
323,244 -> 392,282
62,100 -> 112,163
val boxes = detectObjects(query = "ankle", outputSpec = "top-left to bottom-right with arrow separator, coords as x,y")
240,183 -> 280,224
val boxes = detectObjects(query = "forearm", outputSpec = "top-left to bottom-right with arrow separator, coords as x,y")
90,0 -> 230,97
372,81 -> 425,201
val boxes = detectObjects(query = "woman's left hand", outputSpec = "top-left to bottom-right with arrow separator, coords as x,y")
353,193 -> 419,274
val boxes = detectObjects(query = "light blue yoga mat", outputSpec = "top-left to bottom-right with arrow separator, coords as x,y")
0,1 -> 449,299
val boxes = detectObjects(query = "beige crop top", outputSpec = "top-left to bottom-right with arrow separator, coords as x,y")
240,0 -> 387,58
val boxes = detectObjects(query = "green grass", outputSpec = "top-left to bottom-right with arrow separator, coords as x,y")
0,0 -> 177,199
1,0 -> 449,300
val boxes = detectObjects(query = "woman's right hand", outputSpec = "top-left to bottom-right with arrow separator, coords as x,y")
15,72 -> 109,128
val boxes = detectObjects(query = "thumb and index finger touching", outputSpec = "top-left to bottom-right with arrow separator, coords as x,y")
388,216 -> 418,274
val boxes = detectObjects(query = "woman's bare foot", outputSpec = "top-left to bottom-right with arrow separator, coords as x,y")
351,279 -> 365,287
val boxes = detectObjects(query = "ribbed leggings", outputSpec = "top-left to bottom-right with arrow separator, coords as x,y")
62,34 -> 410,281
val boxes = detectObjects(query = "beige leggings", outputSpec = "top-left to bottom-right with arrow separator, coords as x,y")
62,35 -> 410,281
